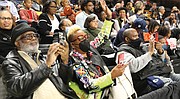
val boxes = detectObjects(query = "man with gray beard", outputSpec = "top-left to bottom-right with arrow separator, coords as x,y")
0,23 -> 78,99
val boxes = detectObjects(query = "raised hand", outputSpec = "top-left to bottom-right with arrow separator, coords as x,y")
111,63 -> 128,79
46,43 -> 61,67
149,37 -> 155,55
56,41 -> 69,64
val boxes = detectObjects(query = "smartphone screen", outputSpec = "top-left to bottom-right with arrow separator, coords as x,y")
118,53 -> 124,64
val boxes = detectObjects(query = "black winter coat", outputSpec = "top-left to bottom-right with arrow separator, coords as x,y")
1,50 -> 79,99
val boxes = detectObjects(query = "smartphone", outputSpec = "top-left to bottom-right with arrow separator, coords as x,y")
153,32 -> 159,42
118,53 -> 124,64
53,30 -> 66,46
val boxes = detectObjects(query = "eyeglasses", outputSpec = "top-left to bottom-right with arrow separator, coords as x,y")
0,17 -> 13,20
20,33 -> 40,40
71,34 -> 88,42
49,6 -> 58,9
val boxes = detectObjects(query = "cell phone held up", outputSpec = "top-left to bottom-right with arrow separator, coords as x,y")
53,30 -> 66,46
153,32 -> 159,42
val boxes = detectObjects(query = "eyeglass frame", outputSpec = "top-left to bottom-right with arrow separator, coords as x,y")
70,34 -> 88,42
18,33 -> 40,41
0,17 -> 13,21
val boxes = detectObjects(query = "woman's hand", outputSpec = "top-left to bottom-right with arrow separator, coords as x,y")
111,63 -> 128,80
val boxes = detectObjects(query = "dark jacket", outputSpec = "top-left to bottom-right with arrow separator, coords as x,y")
137,82 -> 180,99
38,13 -> 61,44
0,29 -> 14,63
1,50 -> 79,99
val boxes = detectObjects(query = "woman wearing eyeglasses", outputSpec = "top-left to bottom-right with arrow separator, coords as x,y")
0,10 -> 16,63
38,0 -> 61,44
67,25 -> 127,99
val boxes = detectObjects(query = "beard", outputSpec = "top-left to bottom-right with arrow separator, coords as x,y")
19,41 -> 39,53
88,9 -> 94,14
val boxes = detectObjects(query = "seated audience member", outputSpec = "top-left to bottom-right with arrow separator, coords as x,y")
38,0 -> 61,44
67,25 -> 134,99
126,2 -> 134,17
164,12 -> 179,30
117,28 -> 180,96
83,15 -> 100,41
83,14 -> 114,55
0,10 -> 15,99
143,19 -> 160,42
59,0 -> 77,23
1,23 -> 78,99
19,0 -> 39,26
111,0 -> 124,19
128,1 -> 145,22
116,7 -> 128,29
75,0 -> 109,29
157,6 -> 166,24
0,0 -> 20,21
59,18 -> 72,34
0,10 -> 15,63
158,26 -> 172,54
149,3 -> 158,14
32,0 -> 43,12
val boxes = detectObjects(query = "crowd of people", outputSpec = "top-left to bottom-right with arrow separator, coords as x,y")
0,0 -> 180,99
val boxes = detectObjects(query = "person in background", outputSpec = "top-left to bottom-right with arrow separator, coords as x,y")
111,0 -> 124,19
75,0 -> 111,29
83,15 -> 100,41
1,23 -> 78,99
38,0 -> 61,44
59,18 -> 72,33
164,12 -> 179,30
0,10 -> 15,63
158,26 -> 171,46
126,2 -> 134,17
116,7 -> 128,29
32,0 -> 43,13
128,1 -> 145,22
157,6 -> 166,24
0,0 -> 20,21
171,6 -> 179,22
75,0 -> 95,28
143,19 -> 160,42
0,10 -> 16,99
158,26 -> 173,56
19,0 -> 39,26
149,3 -> 158,14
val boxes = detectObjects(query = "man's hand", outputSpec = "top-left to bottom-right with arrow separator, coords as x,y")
111,63 -> 128,80
46,43 -> 61,67
149,37 -> 155,55
56,41 -> 69,64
